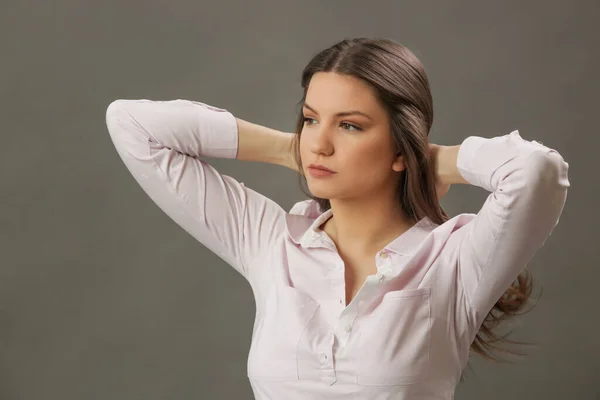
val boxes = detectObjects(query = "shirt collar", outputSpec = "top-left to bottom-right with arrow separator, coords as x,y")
285,199 -> 436,256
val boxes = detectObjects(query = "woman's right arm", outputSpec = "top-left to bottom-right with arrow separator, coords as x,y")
105,99 -> 291,284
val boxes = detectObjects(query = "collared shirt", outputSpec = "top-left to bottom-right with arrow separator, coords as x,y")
105,99 -> 570,399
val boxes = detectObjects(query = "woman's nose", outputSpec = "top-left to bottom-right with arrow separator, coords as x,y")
309,128 -> 334,155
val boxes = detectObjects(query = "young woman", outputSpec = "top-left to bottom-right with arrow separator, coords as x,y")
105,37 -> 570,399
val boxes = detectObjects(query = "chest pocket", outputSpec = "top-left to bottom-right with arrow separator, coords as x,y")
356,287 -> 432,386
248,284 -> 320,381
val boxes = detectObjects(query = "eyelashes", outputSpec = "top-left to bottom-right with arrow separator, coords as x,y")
302,117 -> 363,132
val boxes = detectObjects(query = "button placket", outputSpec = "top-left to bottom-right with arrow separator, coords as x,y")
376,267 -> 392,283
319,330 -> 335,368
319,352 -> 328,363
376,251 -> 393,284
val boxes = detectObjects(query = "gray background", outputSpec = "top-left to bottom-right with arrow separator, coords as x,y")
1,0 -> 597,398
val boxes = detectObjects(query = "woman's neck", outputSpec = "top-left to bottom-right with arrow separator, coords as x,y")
321,199 -> 414,256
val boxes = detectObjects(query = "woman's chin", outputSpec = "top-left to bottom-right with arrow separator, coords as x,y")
307,186 -> 336,199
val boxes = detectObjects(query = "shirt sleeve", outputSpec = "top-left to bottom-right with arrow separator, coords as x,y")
453,130 -> 570,332
105,99 -> 286,284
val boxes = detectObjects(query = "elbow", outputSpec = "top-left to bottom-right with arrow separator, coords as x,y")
105,99 -> 157,159
520,150 -> 570,226
525,149 -> 570,240
105,99 -> 133,138
524,150 -> 570,191
105,99 -> 128,125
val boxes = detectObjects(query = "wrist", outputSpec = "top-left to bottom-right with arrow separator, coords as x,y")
438,145 -> 469,185
235,118 -> 293,167
277,132 -> 298,171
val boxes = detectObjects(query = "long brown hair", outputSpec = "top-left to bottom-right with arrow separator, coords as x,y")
290,37 -> 535,364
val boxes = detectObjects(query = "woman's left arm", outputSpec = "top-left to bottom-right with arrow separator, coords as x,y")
433,131 -> 570,331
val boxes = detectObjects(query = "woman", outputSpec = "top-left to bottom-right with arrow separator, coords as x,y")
105,37 -> 569,399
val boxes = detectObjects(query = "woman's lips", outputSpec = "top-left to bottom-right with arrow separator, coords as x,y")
308,167 -> 336,178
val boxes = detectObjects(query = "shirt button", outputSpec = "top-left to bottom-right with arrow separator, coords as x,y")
380,252 -> 388,259
344,325 -> 352,333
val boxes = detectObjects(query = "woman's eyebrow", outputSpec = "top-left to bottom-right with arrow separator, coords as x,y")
302,102 -> 374,121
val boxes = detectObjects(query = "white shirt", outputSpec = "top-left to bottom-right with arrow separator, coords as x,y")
105,99 -> 570,399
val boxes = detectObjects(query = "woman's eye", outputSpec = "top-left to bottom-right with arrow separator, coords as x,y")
341,122 -> 361,132
302,117 -> 362,132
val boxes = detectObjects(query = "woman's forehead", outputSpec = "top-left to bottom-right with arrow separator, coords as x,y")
306,73 -> 382,117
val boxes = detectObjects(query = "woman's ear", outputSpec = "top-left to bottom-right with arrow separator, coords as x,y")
392,152 -> 406,172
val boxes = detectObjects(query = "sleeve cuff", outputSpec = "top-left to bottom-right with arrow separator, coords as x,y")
456,130 -> 524,192
191,100 -> 239,159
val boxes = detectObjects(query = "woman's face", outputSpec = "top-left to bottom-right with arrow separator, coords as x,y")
299,72 -> 405,202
